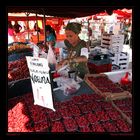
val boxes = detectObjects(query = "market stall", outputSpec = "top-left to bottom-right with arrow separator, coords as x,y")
8,69 -> 132,132
8,6 -> 133,133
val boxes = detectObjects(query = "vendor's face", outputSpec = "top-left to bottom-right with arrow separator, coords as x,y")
65,30 -> 79,46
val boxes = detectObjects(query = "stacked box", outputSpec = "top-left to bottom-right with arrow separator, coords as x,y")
109,52 -> 129,70
109,53 -> 118,65
117,52 -> 129,69
101,34 -> 124,54
108,53 -> 120,71
109,44 -> 123,54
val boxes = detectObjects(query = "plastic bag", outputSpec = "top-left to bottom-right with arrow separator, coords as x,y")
57,77 -> 80,96
39,51 -> 47,59
47,45 -> 57,65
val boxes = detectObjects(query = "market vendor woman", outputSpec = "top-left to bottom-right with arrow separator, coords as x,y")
56,22 -> 89,79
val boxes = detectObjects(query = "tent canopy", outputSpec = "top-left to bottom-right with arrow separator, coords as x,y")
7,6 -> 133,18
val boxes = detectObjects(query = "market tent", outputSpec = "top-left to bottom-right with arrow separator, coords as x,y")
113,9 -> 132,19
8,12 -> 70,43
7,6 -> 133,18
9,13 -> 43,21
8,12 -> 70,21
8,6 -> 133,43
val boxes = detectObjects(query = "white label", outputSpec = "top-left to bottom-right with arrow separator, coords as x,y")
80,47 -> 89,59
26,56 -> 55,111
33,44 -> 39,57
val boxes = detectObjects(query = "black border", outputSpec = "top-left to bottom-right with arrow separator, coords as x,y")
1,0 -> 138,139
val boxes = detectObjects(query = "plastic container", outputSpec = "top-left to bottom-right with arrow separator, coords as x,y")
68,105 -> 81,117
79,125 -> 92,132
75,116 -> 89,127
88,63 -> 112,74
51,121 -> 65,132
68,70 -> 77,81
91,123 -> 105,132
34,120 -> 49,132
63,118 -> 78,132
85,112 -> 99,125
72,95 -> 83,105
78,103 -> 91,114
101,120 -> 119,132
48,111 -> 61,122
58,108 -> 73,119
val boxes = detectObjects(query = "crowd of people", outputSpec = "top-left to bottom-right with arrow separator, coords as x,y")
8,21 -> 22,44
8,21 -> 41,44
120,19 -> 132,45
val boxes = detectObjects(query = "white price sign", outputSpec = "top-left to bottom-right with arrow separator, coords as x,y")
26,56 -> 55,111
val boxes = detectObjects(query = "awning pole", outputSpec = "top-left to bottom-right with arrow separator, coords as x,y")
43,9 -> 46,48
36,11 -> 39,43
25,12 -> 30,42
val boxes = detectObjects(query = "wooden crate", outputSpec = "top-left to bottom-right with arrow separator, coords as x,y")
111,97 -> 132,126
84,73 -> 132,101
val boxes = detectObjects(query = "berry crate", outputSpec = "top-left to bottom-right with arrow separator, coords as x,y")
84,73 -> 132,101
112,97 -> 132,126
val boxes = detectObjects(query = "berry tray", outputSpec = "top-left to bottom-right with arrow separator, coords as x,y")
111,97 -> 132,126
84,74 -> 132,101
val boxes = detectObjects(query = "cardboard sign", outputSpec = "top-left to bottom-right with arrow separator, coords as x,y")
26,56 -> 55,111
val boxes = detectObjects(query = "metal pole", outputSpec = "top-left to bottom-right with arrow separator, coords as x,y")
35,11 -> 39,43
25,12 -> 30,41
43,9 -> 46,47
88,19 -> 90,41
87,19 -> 91,47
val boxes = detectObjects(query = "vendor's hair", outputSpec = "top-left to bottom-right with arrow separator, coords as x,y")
65,22 -> 82,34
8,21 -> 13,29
45,25 -> 56,39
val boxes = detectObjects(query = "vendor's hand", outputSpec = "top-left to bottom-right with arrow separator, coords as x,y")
56,59 -> 69,71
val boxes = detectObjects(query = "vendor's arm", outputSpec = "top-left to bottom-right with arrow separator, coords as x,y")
56,58 -> 69,70
71,55 -> 88,63
56,56 -> 87,70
